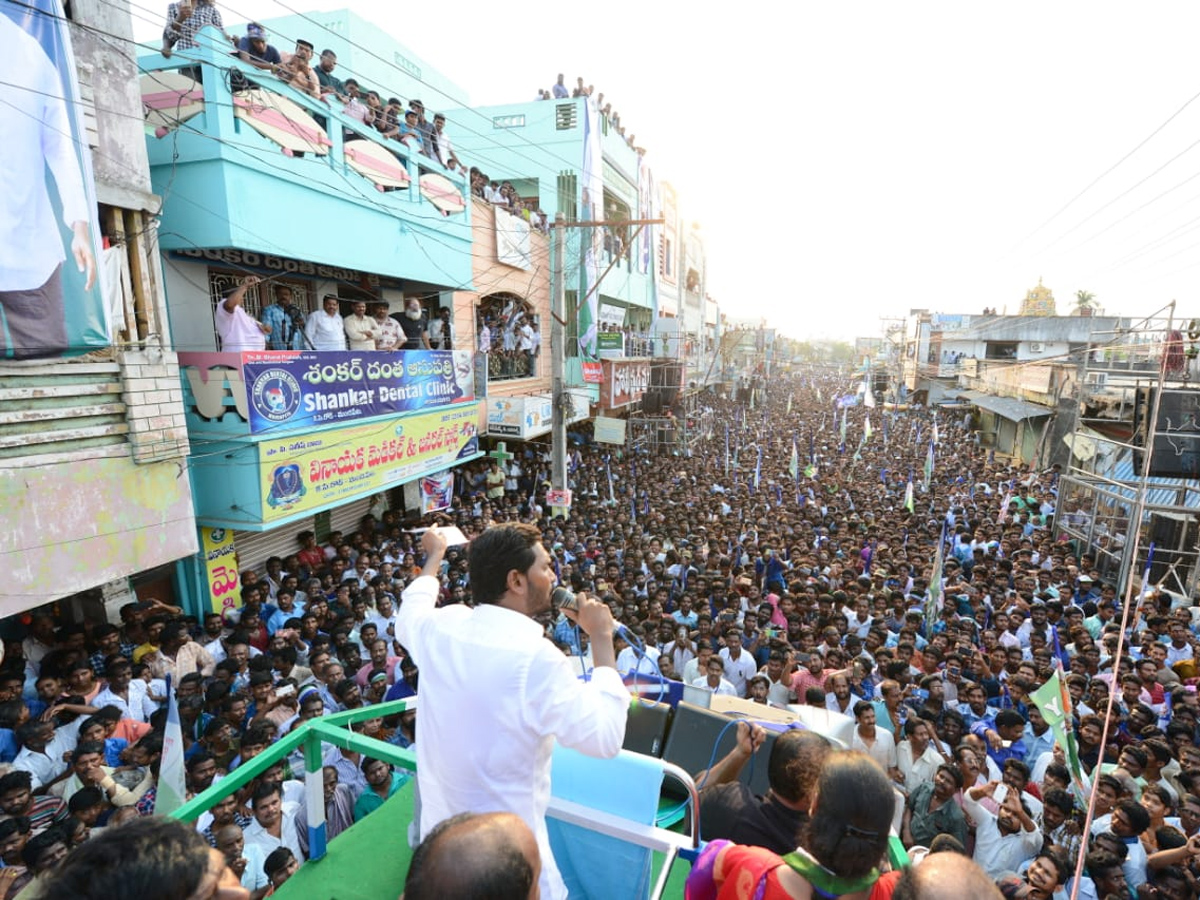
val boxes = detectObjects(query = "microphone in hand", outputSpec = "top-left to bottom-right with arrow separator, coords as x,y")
552,587 -> 640,648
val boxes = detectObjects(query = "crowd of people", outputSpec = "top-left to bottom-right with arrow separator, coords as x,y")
160,4 -> 466,175
538,74 -> 642,153
476,295 -> 541,380
2,364 -> 1199,898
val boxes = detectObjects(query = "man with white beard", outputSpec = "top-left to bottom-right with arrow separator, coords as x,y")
396,297 -> 430,349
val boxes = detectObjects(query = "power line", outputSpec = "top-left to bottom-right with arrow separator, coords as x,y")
1009,83 -> 1200,255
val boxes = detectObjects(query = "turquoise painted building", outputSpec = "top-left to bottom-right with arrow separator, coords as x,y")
139,29 -> 482,614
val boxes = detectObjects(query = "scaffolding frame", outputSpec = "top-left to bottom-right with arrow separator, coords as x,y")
1055,302 -> 1200,599
626,377 -> 715,457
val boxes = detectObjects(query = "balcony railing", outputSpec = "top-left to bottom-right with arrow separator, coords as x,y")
139,29 -> 471,285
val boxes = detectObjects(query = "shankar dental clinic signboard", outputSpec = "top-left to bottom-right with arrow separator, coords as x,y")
243,349 -> 475,434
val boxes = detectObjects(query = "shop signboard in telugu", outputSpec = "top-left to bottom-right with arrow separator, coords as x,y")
487,395 -> 554,439
581,361 -> 603,384
242,349 -> 475,434
258,402 -> 481,522
200,526 -> 240,616
600,359 -> 650,409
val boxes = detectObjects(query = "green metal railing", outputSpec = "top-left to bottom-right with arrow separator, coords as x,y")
171,698 -> 416,861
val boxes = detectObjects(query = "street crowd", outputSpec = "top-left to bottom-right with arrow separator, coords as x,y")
1,365 -> 1198,899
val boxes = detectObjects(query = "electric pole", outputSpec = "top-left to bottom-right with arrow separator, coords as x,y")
549,215 -> 663,518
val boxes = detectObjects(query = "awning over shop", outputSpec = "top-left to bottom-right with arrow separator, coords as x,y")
958,390 -> 1052,422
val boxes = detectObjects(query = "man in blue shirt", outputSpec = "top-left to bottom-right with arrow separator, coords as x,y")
970,708 -> 1028,767
551,74 -> 569,99
260,284 -> 306,351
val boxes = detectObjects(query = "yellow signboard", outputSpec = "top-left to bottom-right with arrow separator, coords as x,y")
200,526 -> 241,616
259,402 -> 481,522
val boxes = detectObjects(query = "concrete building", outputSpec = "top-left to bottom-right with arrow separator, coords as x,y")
0,0 -> 197,615
901,300 -> 1129,466
138,26 -> 482,614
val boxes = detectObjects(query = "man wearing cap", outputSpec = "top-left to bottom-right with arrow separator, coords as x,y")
397,108 -> 424,152
279,39 -> 320,99
235,22 -> 282,71
409,100 -> 436,158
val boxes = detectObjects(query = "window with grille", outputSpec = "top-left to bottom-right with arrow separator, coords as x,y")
555,103 -> 577,130
556,172 -> 578,222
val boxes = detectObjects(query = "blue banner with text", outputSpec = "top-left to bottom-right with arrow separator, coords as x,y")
242,349 -> 476,434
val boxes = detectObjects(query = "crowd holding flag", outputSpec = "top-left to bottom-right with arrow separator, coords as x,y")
155,676 -> 185,815
923,522 -> 947,636
1030,671 -> 1087,793
922,440 -> 935,491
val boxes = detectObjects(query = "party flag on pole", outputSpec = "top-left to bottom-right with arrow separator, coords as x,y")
155,676 -> 186,816
923,523 -> 947,636
1030,670 -> 1086,793
904,476 -> 914,513
922,440 -> 934,491
864,416 -> 873,441
754,446 -> 763,492
789,439 -> 800,483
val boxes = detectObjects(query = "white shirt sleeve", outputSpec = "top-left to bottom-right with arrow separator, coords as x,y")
522,641 -> 628,758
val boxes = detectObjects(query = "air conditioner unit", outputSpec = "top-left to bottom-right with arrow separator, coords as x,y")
1029,342 -> 1044,353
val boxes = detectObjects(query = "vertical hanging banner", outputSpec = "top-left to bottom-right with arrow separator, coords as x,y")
577,98 -> 603,358
1,0 -> 109,358
200,526 -> 241,616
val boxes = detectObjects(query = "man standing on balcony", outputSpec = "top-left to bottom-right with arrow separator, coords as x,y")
305,295 -> 346,351
430,114 -> 454,169
315,49 -> 343,97
396,298 -> 431,350
427,308 -> 453,350
261,284 -> 306,351
409,101 -> 436,158
551,74 -> 569,99
161,0 -> 236,58
371,303 -> 401,352
214,276 -> 268,353
343,301 -> 376,352
279,39 -> 320,100
234,22 -> 281,72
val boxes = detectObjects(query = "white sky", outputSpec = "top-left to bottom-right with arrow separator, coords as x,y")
135,1 -> 1200,340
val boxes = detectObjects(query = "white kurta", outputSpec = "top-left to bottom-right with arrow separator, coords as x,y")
396,575 -> 629,900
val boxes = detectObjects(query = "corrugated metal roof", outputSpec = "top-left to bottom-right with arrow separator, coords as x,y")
1107,455 -> 1200,509
959,390 -> 1053,421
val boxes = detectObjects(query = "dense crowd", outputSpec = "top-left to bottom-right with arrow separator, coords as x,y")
1,365 -> 1198,898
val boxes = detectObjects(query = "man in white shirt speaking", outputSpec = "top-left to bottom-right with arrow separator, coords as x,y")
397,524 -> 628,900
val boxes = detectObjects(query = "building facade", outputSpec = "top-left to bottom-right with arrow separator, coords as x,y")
0,0 -> 198,616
